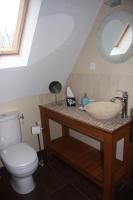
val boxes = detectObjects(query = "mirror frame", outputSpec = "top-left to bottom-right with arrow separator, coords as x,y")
96,10 -> 133,63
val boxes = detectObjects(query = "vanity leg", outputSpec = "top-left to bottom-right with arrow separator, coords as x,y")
62,125 -> 69,137
39,107 -> 51,164
123,131 -> 132,181
103,134 -> 116,200
127,143 -> 133,179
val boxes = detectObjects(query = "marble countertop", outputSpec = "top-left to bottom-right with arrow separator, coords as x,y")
42,101 -> 132,133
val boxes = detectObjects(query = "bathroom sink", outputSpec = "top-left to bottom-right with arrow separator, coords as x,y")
84,101 -> 122,120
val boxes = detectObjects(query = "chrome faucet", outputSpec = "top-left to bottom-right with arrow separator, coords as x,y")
122,91 -> 128,118
111,90 -> 128,118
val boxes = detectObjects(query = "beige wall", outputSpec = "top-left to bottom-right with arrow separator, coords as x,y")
73,0 -> 133,76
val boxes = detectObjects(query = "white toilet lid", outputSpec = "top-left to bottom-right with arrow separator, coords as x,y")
1,143 -> 37,168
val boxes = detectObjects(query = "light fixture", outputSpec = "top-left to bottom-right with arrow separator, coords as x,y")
104,0 -> 122,7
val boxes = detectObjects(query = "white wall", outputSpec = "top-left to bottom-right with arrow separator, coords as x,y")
0,0 -> 102,102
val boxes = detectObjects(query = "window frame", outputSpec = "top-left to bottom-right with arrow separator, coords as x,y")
0,0 -> 29,55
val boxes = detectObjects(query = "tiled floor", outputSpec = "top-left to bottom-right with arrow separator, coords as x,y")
1,153 -> 133,200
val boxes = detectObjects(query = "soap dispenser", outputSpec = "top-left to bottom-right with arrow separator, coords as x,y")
81,93 -> 89,106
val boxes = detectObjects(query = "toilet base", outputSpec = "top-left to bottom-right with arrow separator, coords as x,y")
11,175 -> 36,194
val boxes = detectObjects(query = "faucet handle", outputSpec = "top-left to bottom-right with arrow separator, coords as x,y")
117,90 -> 128,96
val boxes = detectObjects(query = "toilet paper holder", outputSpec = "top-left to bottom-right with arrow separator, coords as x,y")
19,113 -> 24,119
31,122 -> 44,167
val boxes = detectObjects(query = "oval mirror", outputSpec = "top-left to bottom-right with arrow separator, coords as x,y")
96,10 -> 133,63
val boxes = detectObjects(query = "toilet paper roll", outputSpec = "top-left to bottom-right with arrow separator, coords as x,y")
31,126 -> 41,134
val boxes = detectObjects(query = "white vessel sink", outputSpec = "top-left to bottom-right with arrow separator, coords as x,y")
84,101 -> 122,120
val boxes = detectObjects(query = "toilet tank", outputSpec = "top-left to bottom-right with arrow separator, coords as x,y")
0,112 -> 22,151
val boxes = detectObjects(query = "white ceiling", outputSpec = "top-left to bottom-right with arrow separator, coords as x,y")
0,0 -> 102,102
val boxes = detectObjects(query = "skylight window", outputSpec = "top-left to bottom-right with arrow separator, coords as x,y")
0,0 -> 29,55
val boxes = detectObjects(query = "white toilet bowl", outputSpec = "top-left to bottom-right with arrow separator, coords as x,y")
0,143 -> 38,194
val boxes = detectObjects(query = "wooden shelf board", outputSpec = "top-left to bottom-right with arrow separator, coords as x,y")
49,136 -> 124,187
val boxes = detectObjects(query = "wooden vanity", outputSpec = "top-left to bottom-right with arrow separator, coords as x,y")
39,102 -> 133,200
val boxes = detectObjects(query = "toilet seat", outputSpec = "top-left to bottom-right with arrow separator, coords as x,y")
0,142 -> 38,169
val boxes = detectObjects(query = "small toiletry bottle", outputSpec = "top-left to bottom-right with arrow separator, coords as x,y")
81,93 -> 89,106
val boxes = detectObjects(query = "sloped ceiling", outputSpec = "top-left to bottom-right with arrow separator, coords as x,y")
0,0 -> 102,102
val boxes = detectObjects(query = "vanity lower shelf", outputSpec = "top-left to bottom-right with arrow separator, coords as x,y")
49,136 -> 124,187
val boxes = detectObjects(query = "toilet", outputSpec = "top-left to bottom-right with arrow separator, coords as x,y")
0,112 -> 38,194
